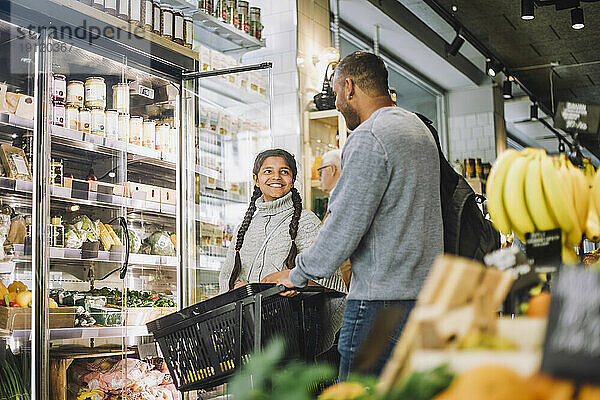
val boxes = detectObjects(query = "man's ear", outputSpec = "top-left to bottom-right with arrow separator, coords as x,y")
345,78 -> 355,100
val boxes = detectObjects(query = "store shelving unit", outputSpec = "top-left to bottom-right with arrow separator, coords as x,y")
0,0 -> 272,398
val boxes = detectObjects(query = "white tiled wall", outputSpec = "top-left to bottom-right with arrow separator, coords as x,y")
242,0 -> 301,157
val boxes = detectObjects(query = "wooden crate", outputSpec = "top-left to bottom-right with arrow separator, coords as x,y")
0,306 -> 77,330
105,307 -> 177,326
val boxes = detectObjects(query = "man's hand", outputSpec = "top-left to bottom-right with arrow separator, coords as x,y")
260,269 -> 290,283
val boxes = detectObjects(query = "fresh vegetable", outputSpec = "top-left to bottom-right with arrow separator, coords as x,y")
0,347 -> 30,400
48,298 -> 58,308
105,224 -> 122,246
0,281 -> 8,298
127,229 -> 141,254
145,231 -> 176,256
97,221 -> 115,251
72,215 -> 99,242
65,225 -> 83,249
15,291 -> 32,308
8,281 -> 27,293
170,233 -> 177,249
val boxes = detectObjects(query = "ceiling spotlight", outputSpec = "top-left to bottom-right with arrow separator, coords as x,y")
446,32 -> 465,56
486,59 -> 501,77
571,7 -> 584,29
70,205 -> 80,212
521,0 -> 535,20
502,79 -> 512,99
451,5 -> 458,12
530,103 -> 538,120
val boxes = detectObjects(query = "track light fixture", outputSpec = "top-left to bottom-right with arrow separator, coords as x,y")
486,59 -> 502,77
571,7 -> 584,29
446,31 -> 465,56
502,79 -> 512,99
521,0 -> 534,20
530,103 -> 538,120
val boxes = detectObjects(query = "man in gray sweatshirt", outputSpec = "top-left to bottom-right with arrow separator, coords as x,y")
279,51 -> 443,380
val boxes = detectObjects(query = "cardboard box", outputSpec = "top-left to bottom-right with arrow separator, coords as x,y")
126,182 -> 161,203
161,188 -> 177,205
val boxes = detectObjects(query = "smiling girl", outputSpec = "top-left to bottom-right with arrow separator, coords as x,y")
218,149 -> 346,358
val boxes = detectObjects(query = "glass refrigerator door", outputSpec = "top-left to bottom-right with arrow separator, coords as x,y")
34,31 -> 180,400
182,65 -> 273,306
0,19 -> 38,400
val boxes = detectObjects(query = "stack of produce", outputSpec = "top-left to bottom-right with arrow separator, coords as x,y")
0,347 -> 30,400
65,215 -> 122,251
486,148 -> 599,263
0,280 -> 40,308
139,231 -> 176,256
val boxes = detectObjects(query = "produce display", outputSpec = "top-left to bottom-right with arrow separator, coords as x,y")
486,148 -> 598,262
0,280 -> 32,308
70,357 -> 179,400
139,231 -> 176,256
0,348 -> 30,400
51,288 -> 175,309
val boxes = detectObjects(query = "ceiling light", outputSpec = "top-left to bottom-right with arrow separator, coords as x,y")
571,7 -> 584,29
486,59 -> 501,77
108,172 -> 116,178
70,205 -> 80,212
521,0 -> 535,20
530,104 -> 538,120
502,79 -> 512,99
446,32 -> 465,56
451,5 -> 458,12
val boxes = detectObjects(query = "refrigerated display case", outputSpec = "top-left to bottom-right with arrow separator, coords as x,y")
0,0 -> 272,398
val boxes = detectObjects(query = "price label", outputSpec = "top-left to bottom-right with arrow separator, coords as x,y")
541,267 -> 600,383
525,229 -> 562,266
554,101 -> 600,135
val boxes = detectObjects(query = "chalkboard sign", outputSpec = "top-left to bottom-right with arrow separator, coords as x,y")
525,229 -> 562,266
541,266 -> 600,383
554,101 -> 600,135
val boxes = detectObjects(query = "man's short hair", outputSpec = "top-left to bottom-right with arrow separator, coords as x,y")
322,149 -> 342,168
335,51 -> 389,97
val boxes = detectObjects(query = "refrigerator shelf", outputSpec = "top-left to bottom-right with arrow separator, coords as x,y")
10,325 -> 150,340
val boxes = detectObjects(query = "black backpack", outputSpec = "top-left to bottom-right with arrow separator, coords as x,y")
415,113 -> 501,261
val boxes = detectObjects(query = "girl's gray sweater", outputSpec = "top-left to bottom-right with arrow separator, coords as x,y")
218,191 -> 347,354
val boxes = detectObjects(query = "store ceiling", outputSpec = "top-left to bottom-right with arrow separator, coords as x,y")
428,0 -> 600,112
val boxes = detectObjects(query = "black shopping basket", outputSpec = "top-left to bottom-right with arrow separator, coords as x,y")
147,283 -> 330,392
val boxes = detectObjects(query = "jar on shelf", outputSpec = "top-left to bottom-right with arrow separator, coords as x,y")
105,110 -> 119,138
154,123 -> 168,151
112,83 -> 130,114
85,77 -> 106,109
215,0 -> 227,22
129,116 -> 143,145
50,216 -> 65,248
105,0 -> 117,15
169,126 -> 178,154
174,9 -> 185,45
250,7 -> 261,39
226,0 -> 238,26
78,107 -> 91,133
130,0 -> 142,25
152,0 -> 162,34
142,120 -> 156,149
52,101 -> 66,127
142,0 -> 153,30
199,0 -> 213,15
52,74 -> 66,102
117,0 -> 130,20
67,80 -> 85,108
90,107 -> 106,136
237,0 -> 249,33
118,113 -> 130,142
66,105 -> 79,130
184,13 -> 193,48
161,4 -> 174,40
92,0 -> 104,10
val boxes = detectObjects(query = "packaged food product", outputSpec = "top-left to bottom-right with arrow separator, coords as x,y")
52,101 -> 66,127
161,4 -> 174,40
142,120 -> 156,149
129,0 -> 142,24
226,0 -> 238,27
174,9 -> 185,45
155,123 -> 170,151
78,108 -> 91,133
184,14 -> 193,48
111,83 -> 130,114
129,116 -> 143,145
169,126 -> 177,154
52,74 -> 66,102
199,0 -> 213,15
85,77 -> 106,109
104,0 -> 117,15
105,110 -> 118,138
117,0 -> 129,20
237,0 -> 250,33
90,107 -> 106,136
66,105 -> 78,130
66,80 -> 85,108
118,112 -> 130,142
215,0 -> 227,22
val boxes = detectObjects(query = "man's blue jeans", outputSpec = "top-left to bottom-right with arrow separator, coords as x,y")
337,299 -> 415,381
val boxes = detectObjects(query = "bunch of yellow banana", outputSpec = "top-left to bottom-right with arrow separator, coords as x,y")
486,148 -> 593,264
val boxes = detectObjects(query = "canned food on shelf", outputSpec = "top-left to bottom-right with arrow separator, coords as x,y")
112,83 -> 130,114
66,105 -> 79,131
52,101 -> 66,127
118,113 -> 130,142
142,120 -> 156,149
105,110 -> 119,138
78,107 -> 91,133
155,123 -> 170,151
85,77 -> 107,109
67,80 -> 84,108
52,74 -> 66,102
129,116 -> 143,145
90,107 -> 106,136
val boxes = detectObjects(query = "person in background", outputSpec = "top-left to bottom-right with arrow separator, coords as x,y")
277,51 -> 444,380
218,148 -> 347,359
319,149 -> 351,290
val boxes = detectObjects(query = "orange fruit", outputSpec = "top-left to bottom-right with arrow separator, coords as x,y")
526,292 -> 552,318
